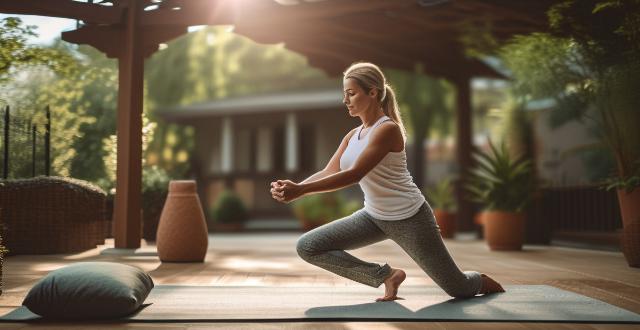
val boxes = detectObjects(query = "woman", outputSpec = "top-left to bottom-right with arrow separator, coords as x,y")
270,62 -> 505,301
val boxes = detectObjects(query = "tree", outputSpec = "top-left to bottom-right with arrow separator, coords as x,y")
385,66 -> 454,190
498,0 -> 640,190
0,17 -> 77,86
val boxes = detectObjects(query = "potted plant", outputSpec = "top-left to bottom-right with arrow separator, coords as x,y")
464,139 -> 535,250
423,177 -> 457,238
209,190 -> 248,231
292,192 -> 349,231
601,159 -> 640,267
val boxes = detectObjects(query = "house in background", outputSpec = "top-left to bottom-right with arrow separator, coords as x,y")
159,89 -> 364,220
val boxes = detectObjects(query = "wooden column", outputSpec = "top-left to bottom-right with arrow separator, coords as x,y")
114,0 -> 144,248
285,112 -> 298,173
453,72 -> 474,232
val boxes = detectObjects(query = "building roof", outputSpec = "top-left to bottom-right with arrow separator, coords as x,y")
158,89 -> 345,122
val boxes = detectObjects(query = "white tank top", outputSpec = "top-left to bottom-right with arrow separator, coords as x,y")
339,116 -> 426,220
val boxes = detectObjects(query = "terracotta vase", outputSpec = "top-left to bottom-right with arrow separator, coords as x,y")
156,181 -> 209,262
617,188 -> 640,227
432,210 -> 456,239
483,211 -> 526,251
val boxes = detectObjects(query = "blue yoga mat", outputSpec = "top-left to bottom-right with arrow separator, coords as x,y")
2,285 -> 640,323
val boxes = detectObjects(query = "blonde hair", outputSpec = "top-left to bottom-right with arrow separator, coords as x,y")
343,62 -> 408,142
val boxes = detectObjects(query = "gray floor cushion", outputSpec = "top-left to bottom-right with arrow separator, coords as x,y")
22,262 -> 154,320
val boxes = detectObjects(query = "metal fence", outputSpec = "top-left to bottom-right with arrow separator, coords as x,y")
1,105 -> 51,179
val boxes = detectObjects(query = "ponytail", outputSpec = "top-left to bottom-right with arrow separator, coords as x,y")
380,84 -> 407,143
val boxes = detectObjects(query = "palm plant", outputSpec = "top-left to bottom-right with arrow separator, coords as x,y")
464,139 -> 535,212
424,177 -> 457,211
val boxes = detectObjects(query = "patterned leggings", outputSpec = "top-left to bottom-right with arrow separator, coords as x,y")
296,201 -> 482,298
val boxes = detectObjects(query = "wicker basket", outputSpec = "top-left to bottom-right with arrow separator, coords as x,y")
621,215 -> 640,268
0,176 -> 107,255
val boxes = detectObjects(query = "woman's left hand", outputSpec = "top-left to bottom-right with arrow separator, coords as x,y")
271,179 -> 305,204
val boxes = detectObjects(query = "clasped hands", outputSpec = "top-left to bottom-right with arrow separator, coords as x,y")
270,180 -> 305,204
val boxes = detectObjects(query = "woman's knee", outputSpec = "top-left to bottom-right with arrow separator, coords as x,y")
295,233 -> 319,260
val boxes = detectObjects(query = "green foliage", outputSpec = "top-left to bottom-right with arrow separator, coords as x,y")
384,67 -> 454,141
487,89 -> 543,189
0,17 -> 78,85
67,45 -> 119,185
291,192 -> 357,224
101,114 -> 163,194
464,139 -> 535,212
423,177 -> 457,211
499,0 -> 640,183
141,165 -> 171,195
210,190 -> 249,224
600,159 -> 640,194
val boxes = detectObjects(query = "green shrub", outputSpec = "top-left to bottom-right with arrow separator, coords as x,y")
291,192 -> 360,224
423,177 -> 457,211
209,190 -> 249,224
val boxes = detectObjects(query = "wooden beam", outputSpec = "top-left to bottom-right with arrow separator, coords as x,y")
143,25 -> 188,45
114,0 -> 144,249
237,0 -> 413,29
62,25 -> 121,58
140,0 -> 238,26
61,24 -> 188,58
0,0 -> 124,25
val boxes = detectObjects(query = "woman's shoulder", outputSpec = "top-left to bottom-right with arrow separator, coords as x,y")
372,119 -> 404,150
376,119 -> 401,137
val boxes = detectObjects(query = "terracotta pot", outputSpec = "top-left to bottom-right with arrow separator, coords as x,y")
299,216 -> 325,232
432,210 -> 456,238
156,181 -> 209,262
483,211 -> 526,251
617,188 -> 640,227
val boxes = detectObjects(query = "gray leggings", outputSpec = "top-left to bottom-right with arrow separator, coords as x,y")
296,201 -> 482,298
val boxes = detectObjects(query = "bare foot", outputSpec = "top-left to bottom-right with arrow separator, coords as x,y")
478,273 -> 506,294
376,268 -> 406,302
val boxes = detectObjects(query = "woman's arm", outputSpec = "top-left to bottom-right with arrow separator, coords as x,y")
272,122 -> 401,203
271,128 -> 356,200
296,122 -> 401,198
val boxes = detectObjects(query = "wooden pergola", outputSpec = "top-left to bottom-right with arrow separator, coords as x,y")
1,0 -> 561,248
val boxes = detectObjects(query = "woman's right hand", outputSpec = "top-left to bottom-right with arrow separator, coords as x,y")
270,181 -> 285,202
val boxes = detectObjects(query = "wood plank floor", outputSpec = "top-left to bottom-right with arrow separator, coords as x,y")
1,233 -> 639,330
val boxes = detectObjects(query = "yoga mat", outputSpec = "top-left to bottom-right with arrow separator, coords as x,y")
2,285 -> 640,323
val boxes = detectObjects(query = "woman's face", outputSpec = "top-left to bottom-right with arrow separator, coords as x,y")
343,78 -> 376,117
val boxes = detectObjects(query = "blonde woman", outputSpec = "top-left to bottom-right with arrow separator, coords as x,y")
270,62 -> 505,301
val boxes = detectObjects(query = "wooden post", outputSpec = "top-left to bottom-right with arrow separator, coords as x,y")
114,0 -> 144,248
453,72 -> 474,232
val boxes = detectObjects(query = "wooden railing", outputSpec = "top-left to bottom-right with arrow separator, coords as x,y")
523,183 -> 622,244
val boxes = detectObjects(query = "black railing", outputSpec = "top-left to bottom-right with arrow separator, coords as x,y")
1,105 -> 51,179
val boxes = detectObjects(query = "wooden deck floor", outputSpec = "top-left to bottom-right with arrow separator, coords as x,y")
1,233 -> 639,330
